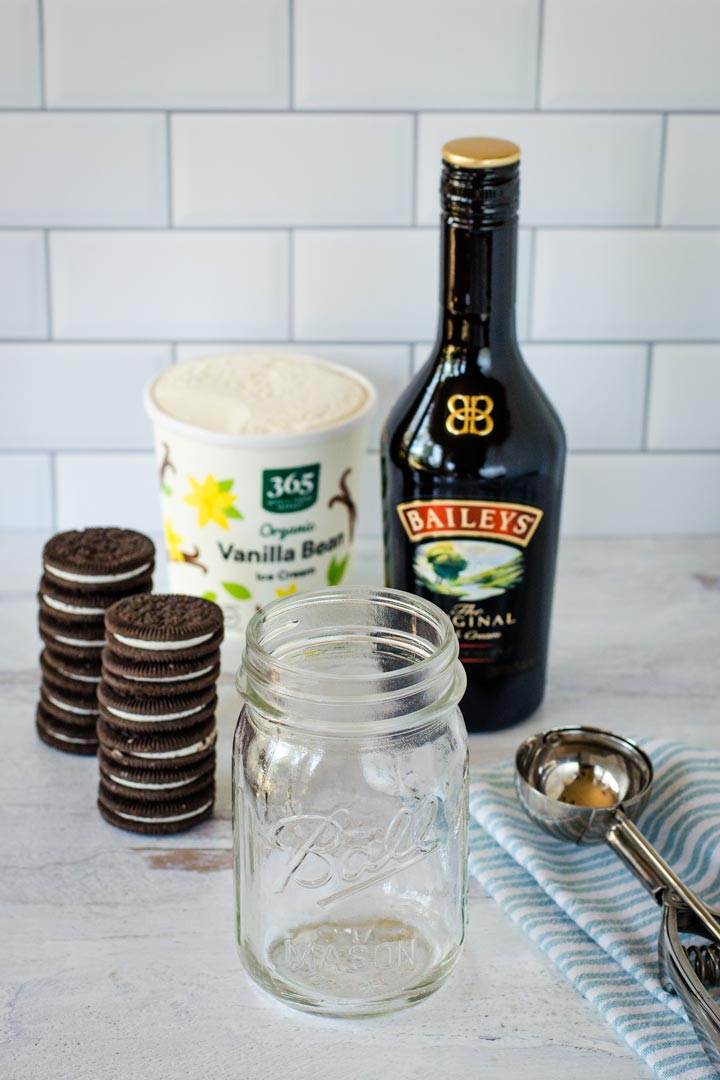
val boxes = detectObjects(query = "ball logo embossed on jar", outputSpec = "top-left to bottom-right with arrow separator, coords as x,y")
272,796 -> 440,907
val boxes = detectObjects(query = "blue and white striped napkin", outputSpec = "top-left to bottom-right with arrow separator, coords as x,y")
469,739 -> 720,1080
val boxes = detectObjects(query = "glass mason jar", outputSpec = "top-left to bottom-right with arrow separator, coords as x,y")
233,587 -> 469,1017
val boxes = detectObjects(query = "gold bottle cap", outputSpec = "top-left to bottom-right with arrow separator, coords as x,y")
442,137 -> 521,169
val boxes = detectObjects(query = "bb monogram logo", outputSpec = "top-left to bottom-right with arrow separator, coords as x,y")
271,797 -> 439,909
445,393 -> 495,436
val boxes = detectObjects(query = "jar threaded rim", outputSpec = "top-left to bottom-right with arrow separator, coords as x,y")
237,587 -> 466,735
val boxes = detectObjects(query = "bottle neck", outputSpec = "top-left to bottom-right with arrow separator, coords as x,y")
437,215 -> 518,350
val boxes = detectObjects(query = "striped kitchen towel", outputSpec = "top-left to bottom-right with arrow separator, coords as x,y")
469,739 -> 720,1079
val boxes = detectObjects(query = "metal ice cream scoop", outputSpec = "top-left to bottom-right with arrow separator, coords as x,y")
515,725 -> 720,1070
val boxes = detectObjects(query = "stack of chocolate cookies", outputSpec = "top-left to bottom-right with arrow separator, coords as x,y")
97,594 -> 223,834
37,528 -> 155,755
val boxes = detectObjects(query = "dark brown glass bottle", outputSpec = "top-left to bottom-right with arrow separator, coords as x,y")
381,137 -> 565,732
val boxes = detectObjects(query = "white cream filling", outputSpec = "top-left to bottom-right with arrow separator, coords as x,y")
131,737 -> 215,760
53,632 -> 106,647
114,799 -> 213,824
111,631 -> 214,651
108,773 -> 199,791
43,594 -> 105,616
44,561 -> 152,584
105,701 -> 205,722
120,664 -> 214,683
47,693 -> 99,716
58,669 -> 101,684
44,727 -> 97,745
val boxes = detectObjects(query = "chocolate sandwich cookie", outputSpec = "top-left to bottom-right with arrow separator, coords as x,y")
40,648 -> 102,691
97,681 -> 216,734
39,612 -> 107,659
43,528 -> 155,594
97,780 -> 215,834
36,702 -> 99,755
98,748 -> 215,803
104,594 -> 223,661
97,715 -> 217,769
39,613 -> 105,652
101,647 -> 221,699
38,574 -> 151,625
40,681 -> 99,726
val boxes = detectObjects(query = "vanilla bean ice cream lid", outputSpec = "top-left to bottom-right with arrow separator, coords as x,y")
146,351 -> 374,442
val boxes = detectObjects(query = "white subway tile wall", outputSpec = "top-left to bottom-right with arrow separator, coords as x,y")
0,0 -> 717,536
562,455 -> 720,535
647,346 -> 720,451
294,229 -> 438,341
44,0 -> 290,108
541,0 -> 720,109
55,453 -> 159,533
294,0 -> 539,109
50,231 -> 289,339
533,231 -> 720,341
0,0 -> 40,107
0,344 -> 171,449
661,116 -> 720,226
0,232 -> 47,338
0,114 -> 168,226
0,455 -> 52,529
172,114 -> 414,226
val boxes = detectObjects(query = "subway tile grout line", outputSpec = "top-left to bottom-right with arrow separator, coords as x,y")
655,113 -> 669,226
2,337 -> 720,348
411,112 -> 419,225
164,113 -> 173,226
534,0 -> 546,110
36,0 -> 47,109
288,229 -> 295,339
4,223 -> 720,233
42,230 -> 53,337
0,448 -> 157,456
641,344 -> 654,450
288,0 -> 295,110
2,105 -> 720,116
48,451 -> 58,531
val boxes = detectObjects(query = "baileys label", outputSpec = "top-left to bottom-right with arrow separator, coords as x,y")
396,499 -> 543,547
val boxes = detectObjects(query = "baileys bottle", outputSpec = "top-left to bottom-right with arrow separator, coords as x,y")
381,137 -> 565,732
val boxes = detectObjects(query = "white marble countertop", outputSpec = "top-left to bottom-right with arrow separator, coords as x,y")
3,533 -> 719,1080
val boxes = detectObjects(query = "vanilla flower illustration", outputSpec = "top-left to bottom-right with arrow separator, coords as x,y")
164,518 -> 184,562
275,582 -> 298,599
183,475 -> 241,530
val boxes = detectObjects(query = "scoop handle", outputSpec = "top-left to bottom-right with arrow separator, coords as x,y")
607,809 -> 720,944
605,810 -> 720,1069
661,901 -> 720,1070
